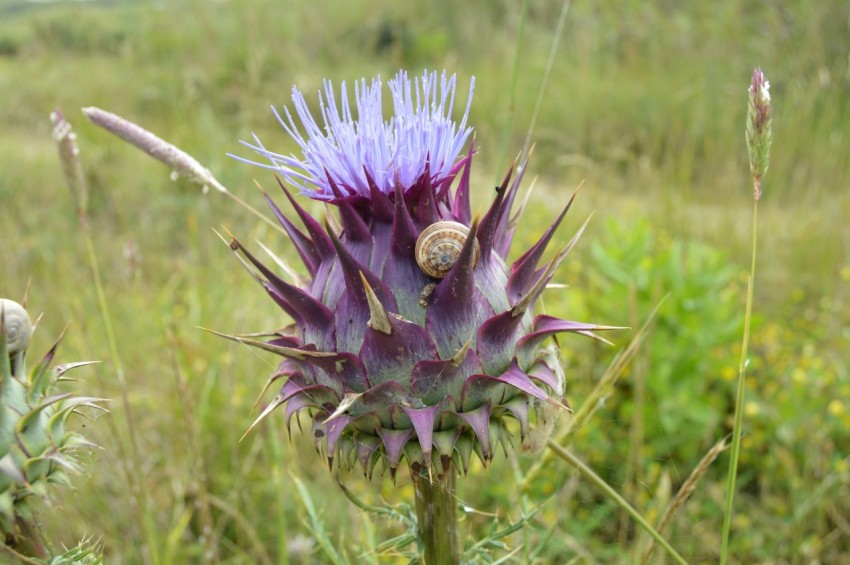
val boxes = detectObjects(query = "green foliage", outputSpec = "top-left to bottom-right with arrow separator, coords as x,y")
585,218 -> 742,464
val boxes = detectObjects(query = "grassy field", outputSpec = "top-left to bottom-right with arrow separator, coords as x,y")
0,0 -> 848,563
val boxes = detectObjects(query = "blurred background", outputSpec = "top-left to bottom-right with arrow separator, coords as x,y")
0,0 -> 848,562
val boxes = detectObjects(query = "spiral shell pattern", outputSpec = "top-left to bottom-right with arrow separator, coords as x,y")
0,298 -> 33,354
415,221 -> 481,279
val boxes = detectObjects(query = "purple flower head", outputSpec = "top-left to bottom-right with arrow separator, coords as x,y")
237,70 -> 475,201
220,68 -> 619,481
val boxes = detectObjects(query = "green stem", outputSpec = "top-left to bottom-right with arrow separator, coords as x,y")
495,0 -> 529,178
221,188 -> 286,236
0,542 -> 41,565
9,514 -> 50,561
266,427 -> 289,564
412,466 -> 460,565
720,198 -> 759,563
82,228 -> 161,564
546,440 -> 688,565
521,0 -> 572,155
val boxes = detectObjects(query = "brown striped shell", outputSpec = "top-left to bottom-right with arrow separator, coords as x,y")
0,298 -> 33,354
415,221 -> 481,279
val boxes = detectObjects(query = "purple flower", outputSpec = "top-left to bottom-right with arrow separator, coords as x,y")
238,70 -> 474,201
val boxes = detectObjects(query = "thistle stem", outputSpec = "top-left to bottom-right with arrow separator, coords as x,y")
9,515 -> 50,560
720,197 -> 759,563
412,467 -> 460,565
0,542 -> 42,565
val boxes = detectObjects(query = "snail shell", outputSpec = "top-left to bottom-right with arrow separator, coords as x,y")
415,221 -> 481,279
0,298 -> 33,354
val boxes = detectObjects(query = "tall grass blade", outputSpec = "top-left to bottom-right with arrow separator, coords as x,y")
721,67 -> 771,563
546,440 -> 688,565
720,202 -> 759,563
51,107 -> 162,564
292,476 -> 347,565
495,0 -> 529,177
521,0 -> 572,156
643,436 -> 730,564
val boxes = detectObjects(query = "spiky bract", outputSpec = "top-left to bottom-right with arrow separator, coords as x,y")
228,70 -> 615,480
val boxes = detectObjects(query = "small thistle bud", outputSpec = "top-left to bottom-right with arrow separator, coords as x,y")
746,67 -> 773,200
0,296 -> 106,550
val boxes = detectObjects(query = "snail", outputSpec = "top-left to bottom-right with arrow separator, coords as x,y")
415,221 -> 481,279
0,298 -> 32,354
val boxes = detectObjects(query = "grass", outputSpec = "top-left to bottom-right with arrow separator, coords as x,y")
1,0 -> 848,562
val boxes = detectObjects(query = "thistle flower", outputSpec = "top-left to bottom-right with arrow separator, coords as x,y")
226,70 -> 615,480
